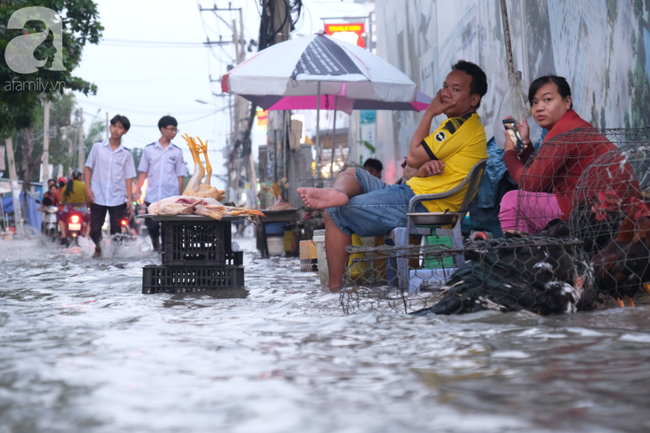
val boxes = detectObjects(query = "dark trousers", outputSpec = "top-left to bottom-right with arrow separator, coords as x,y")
89,203 -> 127,246
144,201 -> 164,247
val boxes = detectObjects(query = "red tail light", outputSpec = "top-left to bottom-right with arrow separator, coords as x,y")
121,219 -> 128,226
70,215 -> 80,224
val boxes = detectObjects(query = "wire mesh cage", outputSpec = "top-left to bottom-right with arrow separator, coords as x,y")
339,236 -> 597,316
497,127 -> 650,307
568,139 -> 650,305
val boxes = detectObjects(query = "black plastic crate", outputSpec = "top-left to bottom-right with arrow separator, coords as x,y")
162,220 -> 233,266
142,265 -> 244,294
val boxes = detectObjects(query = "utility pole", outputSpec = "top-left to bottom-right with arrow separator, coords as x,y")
4,137 -> 24,236
199,3 -> 246,204
265,0 -> 291,196
67,137 -> 73,176
42,99 -> 50,183
78,108 -> 85,172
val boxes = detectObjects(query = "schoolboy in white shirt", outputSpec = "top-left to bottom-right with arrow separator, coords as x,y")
135,115 -> 186,251
85,114 -> 137,258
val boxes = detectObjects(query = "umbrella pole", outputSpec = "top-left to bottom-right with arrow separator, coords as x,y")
316,82 -> 321,179
330,97 -> 338,178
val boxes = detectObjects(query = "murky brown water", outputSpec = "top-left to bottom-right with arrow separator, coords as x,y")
1,237 -> 650,432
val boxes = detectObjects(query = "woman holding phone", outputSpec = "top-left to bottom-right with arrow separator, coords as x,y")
499,75 -> 640,235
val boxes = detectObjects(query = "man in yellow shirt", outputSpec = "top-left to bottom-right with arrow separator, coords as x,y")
297,61 -> 488,289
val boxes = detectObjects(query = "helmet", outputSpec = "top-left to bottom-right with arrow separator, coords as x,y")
71,169 -> 83,180
58,176 -> 67,184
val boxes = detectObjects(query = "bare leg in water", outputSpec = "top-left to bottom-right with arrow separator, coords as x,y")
323,211 -> 351,291
298,168 -> 363,290
297,168 -> 362,209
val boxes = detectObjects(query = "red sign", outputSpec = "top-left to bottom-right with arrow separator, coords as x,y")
324,23 -> 365,48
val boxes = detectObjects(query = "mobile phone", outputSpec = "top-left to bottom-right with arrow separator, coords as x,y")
503,119 -> 525,152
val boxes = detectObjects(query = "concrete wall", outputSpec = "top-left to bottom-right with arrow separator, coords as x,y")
374,0 -> 649,183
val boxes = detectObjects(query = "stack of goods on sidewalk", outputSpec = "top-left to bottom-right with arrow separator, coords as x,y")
141,213 -> 246,294
141,134 -> 264,294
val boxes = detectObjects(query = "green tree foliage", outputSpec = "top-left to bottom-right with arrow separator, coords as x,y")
0,0 -> 103,138
131,147 -> 143,171
10,95 -> 105,184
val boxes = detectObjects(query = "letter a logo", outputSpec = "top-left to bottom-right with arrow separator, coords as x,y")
4,7 -> 66,74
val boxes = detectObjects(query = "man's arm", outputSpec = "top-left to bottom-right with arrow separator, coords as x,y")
135,172 -> 147,200
174,150 -> 187,195
125,178 -> 133,214
407,89 -> 456,169
84,167 -> 95,204
403,160 -> 446,180
124,153 -> 137,214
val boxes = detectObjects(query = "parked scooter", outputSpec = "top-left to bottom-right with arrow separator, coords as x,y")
41,205 -> 59,241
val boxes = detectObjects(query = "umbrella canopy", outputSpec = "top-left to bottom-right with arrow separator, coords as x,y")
221,33 -> 418,104
221,33 -> 431,178
242,89 -> 432,114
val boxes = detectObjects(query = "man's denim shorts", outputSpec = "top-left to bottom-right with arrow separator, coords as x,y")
326,168 -> 427,237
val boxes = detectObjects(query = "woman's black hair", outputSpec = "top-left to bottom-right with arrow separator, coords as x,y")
110,114 -> 131,131
64,170 -> 83,199
528,75 -> 573,110
451,60 -> 488,108
158,115 -> 178,132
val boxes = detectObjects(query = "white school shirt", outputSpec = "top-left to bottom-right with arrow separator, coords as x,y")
138,140 -> 187,203
85,139 -> 137,207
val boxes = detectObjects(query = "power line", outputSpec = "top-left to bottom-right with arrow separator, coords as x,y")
101,38 -> 206,48
94,74 -> 205,84
77,99 -> 222,115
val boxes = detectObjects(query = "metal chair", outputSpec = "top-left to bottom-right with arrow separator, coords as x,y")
387,158 -> 488,290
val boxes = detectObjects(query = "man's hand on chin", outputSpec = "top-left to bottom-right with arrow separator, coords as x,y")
428,89 -> 457,117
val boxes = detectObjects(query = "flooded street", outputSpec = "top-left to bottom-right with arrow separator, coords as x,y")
1,237 -> 650,433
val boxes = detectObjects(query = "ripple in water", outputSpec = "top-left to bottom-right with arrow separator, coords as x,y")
1,236 -> 649,432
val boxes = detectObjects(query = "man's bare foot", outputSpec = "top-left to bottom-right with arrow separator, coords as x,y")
297,187 -> 349,209
92,245 -> 102,258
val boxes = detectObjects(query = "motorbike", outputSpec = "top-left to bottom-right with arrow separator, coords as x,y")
41,205 -> 59,241
66,211 -> 87,246
118,214 -> 139,242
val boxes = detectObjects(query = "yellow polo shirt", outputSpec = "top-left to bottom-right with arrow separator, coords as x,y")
406,112 -> 487,212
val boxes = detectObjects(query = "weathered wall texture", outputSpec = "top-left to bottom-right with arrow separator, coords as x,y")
374,0 -> 648,183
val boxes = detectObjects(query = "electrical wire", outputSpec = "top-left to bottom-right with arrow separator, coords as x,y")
100,38 -> 206,48
77,100 -> 217,115
94,74 -> 205,84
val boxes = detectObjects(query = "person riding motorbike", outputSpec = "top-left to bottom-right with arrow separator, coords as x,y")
39,186 -> 60,239
39,183 -> 59,211
58,169 -> 91,243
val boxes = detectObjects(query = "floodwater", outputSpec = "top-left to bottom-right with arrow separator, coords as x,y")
1,236 -> 650,433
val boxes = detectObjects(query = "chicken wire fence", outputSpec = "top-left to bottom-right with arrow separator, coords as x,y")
340,127 -> 650,316
511,128 -> 647,238
339,236 -> 595,316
